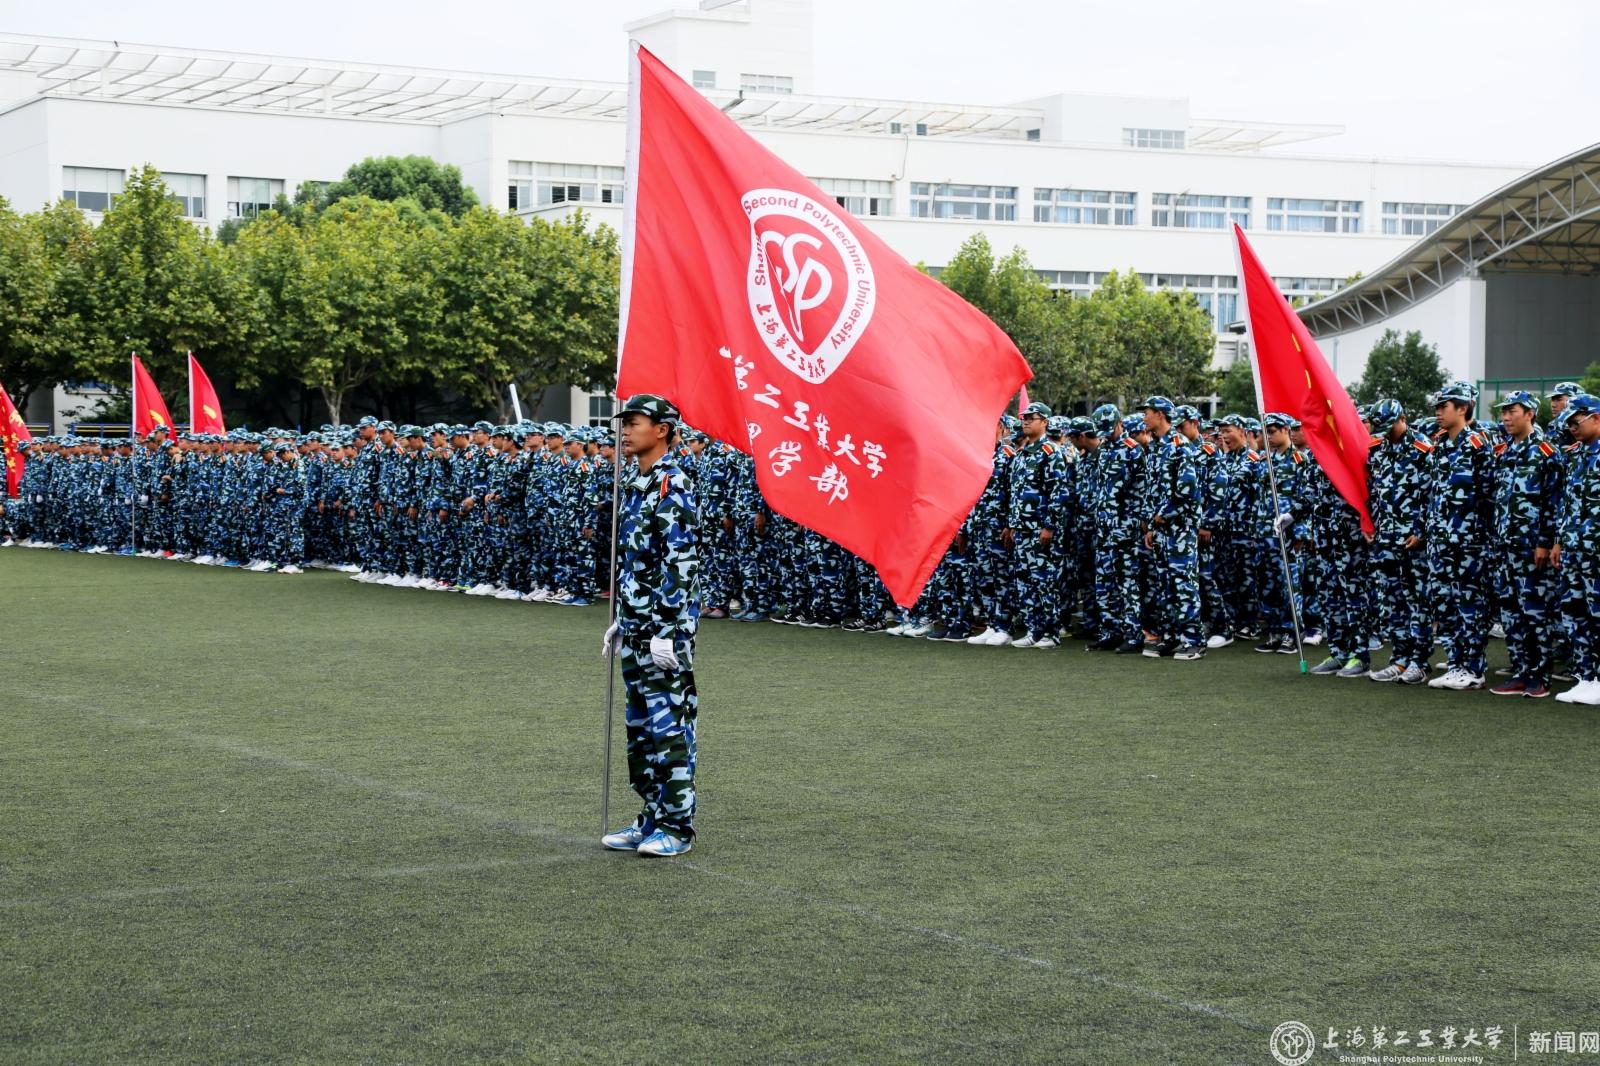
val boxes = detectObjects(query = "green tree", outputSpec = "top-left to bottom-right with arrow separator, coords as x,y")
1087,270 -> 1216,406
1352,329 -> 1447,415
83,164 -> 222,393
1578,360 -> 1600,397
935,234 -> 1070,404
0,196 -> 58,412
1214,357 -> 1259,417
324,155 -> 478,219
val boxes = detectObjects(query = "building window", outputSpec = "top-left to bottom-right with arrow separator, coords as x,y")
692,69 -> 716,89
889,121 -> 929,136
587,393 -> 616,427
1381,201 -> 1465,236
512,162 -> 625,209
1266,198 -> 1361,233
1033,188 -> 1136,226
161,172 -> 206,219
812,177 -> 893,217
1123,127 -> 1185,150
227,176 -> 284,219
1149,274 -> 1240,333
739,73 -> 793,94
910,183 -> 1017,221
62,166 -> 124,212
1151,193 -> 1250,230
1275,276 -> 1343,304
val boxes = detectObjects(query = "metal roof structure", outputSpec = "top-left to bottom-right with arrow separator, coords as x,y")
0,32 -> 1337,148
1299,142 -> 1600,336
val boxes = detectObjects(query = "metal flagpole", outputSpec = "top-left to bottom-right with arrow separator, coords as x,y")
508,384 -> 524,423
599,414 -> 624,835
1228,227 -> 1308,675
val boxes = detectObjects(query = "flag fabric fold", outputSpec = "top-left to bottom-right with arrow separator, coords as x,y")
188,352 -> 227,435
131,355 -> 175,440
615,43 -> 1032,606
1233,224 -> 1374,535
1,382 -> 31,498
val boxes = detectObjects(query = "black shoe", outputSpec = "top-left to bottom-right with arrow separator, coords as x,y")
841,619 -> 865,632
1172,644 -> 1206,661
1113,640 -> 1144,654
1143,639 -> 1178,659
925,625 -> 950,641
1255,637 -> 1282,654
1086,635 -> 1119,651
1275,637 -> 1299,655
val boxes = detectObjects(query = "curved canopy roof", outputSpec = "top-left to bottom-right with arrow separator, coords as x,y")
1299,142 -> 1600,337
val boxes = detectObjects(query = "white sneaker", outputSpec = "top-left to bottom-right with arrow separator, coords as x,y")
278,564 -> 303,575
193,554 -> 213,565
884,623 -> 908,636
1010,635 -> 1037,648
983,629 -> 1013,647
1034,637 -> 1059,649
1429,669 -> 1484,691
465,583 -> 493,596
1205,634 -> 1234,649
1555,681 -> 1585,703
1490,623 -> 1506,639
495,588 -> 522,600
966,627 -> 998,645
902,623 -> 930,638
520,591 -> 543,601
1559,678 -> 1600,705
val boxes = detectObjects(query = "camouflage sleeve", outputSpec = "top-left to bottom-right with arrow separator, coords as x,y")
651,472 -> 700,642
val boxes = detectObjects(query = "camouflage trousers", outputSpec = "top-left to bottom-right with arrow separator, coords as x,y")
1255,537 -> 1302,639
1199,529 -> 1239,636
1369,540 -> 1430,667
619,643 -> 698,839
1317,533 -> 1372,663
1426,540 -> 1489,676
1501,546 -> 1556,684
1009,532 -> 1061,640
1093,527 -> 1140,643
265,502 -> 305,565
1149,524 -> 1203,646
1558,550 -> 1600,680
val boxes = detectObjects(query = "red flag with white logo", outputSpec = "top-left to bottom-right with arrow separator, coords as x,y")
131,355 -> 176,440
1233,224 -> 1374,534
615,43 -> 1031,606
0,381 -> 31,498
188,352 -> 227,435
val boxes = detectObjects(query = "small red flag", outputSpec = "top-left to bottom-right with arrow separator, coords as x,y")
1233,225 -> 1373,535
615,44 -> 1031,606
1018,385 -> 1031,414
0,381 -> 31,498
131,355 -> 175,440
188,352 -> 227,435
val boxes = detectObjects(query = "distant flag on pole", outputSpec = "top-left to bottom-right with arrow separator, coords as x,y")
0,381 -> 31,498
188,352 -> 227,435
131,355 -> 175,440
1232,224 -> 1374,535
614,43 -> 1031,607
1018,384 -> 1030,414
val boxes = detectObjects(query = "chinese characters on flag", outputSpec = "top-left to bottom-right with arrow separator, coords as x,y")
615,44 -> 1031,606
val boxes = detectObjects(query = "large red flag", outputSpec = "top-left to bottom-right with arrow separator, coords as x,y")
0,382 -> 31,498
1233,225 -> 1374,535
615,44 -> 1031,606
188,352 -> 226,435
131,355 -> 175,439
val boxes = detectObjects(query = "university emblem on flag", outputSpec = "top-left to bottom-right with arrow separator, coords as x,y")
743,189 -> 875,384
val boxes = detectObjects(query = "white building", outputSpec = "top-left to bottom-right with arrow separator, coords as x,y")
0,1 -> 1542,425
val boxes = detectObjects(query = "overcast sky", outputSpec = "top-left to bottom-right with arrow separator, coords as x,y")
6,0 -> 1596,166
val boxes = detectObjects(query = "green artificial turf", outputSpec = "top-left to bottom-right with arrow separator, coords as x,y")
3,548 -> 1597,1064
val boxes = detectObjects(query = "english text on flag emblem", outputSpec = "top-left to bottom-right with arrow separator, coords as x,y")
617,44 -> 1030,606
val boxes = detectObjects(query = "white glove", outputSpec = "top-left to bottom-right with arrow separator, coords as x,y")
1273,512 -> 1294,536
601,622 -> 620,661
649,635 -> 681,672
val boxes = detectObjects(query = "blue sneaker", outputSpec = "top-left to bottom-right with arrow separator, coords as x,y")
636,829 -> 693,858
558,595 -> 593,607
601,822 -> 653,851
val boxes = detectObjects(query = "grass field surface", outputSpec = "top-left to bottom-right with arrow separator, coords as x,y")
4,548 -> 1597,1064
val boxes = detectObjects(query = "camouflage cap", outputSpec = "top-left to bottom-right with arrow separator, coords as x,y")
1549,381 -> 1583,399
1369,399 -> 1405,430
1494,390 -> 1539,413
356,415 -> 378,428
1262,412 -> 1292,430
1433,380 -> 1478,406
1021,401 -> 1052,419
1174,404 -> 1200,424
1568,394 -> 1600,416
1001,414 -> 1021,431
377,420 -> 397,433
1219,414 -> 1249,430
1068,417 -> 1095,435
620,394 -> 680,423
471,420 -> 494,434
1140,395 -> 1175,417
1120,414 -> 1146,435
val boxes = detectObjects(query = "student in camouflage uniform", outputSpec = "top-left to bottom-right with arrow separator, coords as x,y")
1139,396 -> 1205,659
601,394 -> 701,858
1553,394 -> 1600,704
1423,381 -> 1497,690
1487,391 -> 1563,698
1003,402 -> 1067,648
